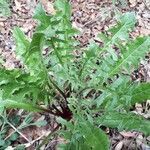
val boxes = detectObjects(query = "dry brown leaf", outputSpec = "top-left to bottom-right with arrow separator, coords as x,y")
41,0 -> 56,15
141,143 -> 150,150
140,28 -> 150,36
129,0 -> 137,7
115,141 -> 124,150
135,103 -> 143,114
144,0 -> 150,9
147,136 -> 150,142
14,0 -> 22,10
136,134 -> 143,146
120,131 -> 137,138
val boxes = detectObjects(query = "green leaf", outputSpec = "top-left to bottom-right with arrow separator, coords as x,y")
54,0 -> 71,18
119,12 -> 136,26
97,111 -> 150,136
12,27 -> 30,62
109,37 -> 150,76
0,67 -> 48,108
0,0 -> 11,17
0,68 -> 19,85
0,99 -> 43,112
1,2 -> 150,146
33,120 -> 47,127
33,3 -> 52,31
28,33 -> 44,54
96,36 -> 150,84
13,27 -> 46,79
131,83 -> 150,105
25,32 -> 46,76
108,12 -> 136,42
80,13 -> 137,85
98,12 -> 136,53
79,122 -> 109,150
58,116 -> 109,150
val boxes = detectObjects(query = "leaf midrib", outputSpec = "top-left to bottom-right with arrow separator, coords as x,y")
108,38 -> 149,77
100,22 -> 128,55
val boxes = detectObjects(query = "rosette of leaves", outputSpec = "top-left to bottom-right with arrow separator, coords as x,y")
0,0 -> 150,149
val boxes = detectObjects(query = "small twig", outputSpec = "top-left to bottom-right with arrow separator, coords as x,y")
4,129 -> 16,141
46,138 -> 66,149
0,114 -> 31,143
24,134 -> 47,148
7,123 -> 30,143
4,134 -> 48,150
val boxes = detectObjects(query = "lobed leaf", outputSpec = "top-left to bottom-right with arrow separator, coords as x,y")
54,0 -> 71,18
33,3 -> 52,31
12,27 -> 30,61
78,121 -> 110,150
131,83 -> 150,105
97,111 -> 150,136
108,37 -> 150,77
58,117 -> 109,150
98,12 -> 136,53
0,99 -> 43,112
